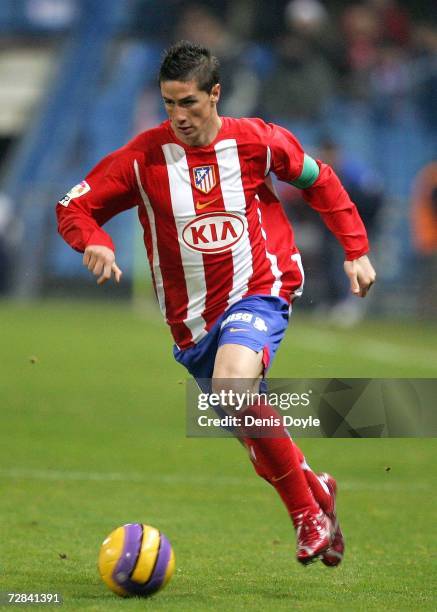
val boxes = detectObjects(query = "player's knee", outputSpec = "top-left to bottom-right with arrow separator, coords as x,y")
213,360 -> 247,380
212,345 -> 263,396
211,374 -> 259,398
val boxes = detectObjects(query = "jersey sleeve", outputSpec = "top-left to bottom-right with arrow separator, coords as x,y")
266,123 -> 305,183
301,160 -> 369,260
266,122 -> 369,260
56,149 -> 140,253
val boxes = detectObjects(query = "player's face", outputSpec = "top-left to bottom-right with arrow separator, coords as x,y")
161,79 -> 221,146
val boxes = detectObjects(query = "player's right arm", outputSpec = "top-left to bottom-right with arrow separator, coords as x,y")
56,149 -> 139,284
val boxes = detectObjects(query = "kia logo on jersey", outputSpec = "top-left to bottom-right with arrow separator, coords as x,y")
182,212 -> 245,254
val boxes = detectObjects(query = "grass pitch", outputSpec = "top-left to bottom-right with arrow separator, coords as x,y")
0,301 -> 436,611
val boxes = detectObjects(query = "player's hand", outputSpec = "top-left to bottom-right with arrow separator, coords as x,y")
83,245 -> 122,285
344,255 -> 376,298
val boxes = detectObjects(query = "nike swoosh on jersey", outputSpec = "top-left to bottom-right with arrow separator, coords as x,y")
196,197 -> 220,210
229,327 -> 249,332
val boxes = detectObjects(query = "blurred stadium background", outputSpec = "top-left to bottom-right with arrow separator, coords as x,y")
1,3 -> 437,608
0,0 -> 436,325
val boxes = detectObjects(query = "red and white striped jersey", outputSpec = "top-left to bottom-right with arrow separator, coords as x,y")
57,117 -> 369,349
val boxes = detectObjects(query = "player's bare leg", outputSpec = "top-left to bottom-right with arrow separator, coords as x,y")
212,344 -> 332,564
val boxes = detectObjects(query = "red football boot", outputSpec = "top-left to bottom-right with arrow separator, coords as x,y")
317,473 -> 345,567
293,509 -> 332,565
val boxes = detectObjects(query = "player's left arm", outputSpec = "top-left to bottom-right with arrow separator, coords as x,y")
295,155 -> 376,298
266,123 -> 376,297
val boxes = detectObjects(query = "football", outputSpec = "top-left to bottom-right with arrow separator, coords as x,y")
98,523 -> 175,597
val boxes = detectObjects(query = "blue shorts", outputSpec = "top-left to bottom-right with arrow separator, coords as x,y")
173,295 -> 290,386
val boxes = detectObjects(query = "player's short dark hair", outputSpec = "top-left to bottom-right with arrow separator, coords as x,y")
159,40 -> 220,93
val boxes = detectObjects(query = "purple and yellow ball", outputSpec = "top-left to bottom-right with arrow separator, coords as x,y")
98,523 -> 175,597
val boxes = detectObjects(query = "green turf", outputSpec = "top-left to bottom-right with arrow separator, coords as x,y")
1,301 -> 436,610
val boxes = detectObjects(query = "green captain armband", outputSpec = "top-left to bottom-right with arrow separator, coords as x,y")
290,154 -> 319,189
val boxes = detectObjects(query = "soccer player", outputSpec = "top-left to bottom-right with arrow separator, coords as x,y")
56,41 -> 375,566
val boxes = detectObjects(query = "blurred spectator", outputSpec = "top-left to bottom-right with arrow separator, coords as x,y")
285,0 -> 348,80
366,0 -> 411,47
411,162 -> 437,255
257,0 -> 344,121
130,0 -> 228,43
258,30 -> 336,120
251,0 -> 290,42
368,42 -> 410,123
341,3 -> 381,74
411,162 -> 437,319
411,24 -> 437,134
174,3 -> 232,51
286,0 -> 328,32
341,1 -> 416,120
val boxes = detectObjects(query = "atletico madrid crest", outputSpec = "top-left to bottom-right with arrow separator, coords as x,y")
193,165 -> 216,194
